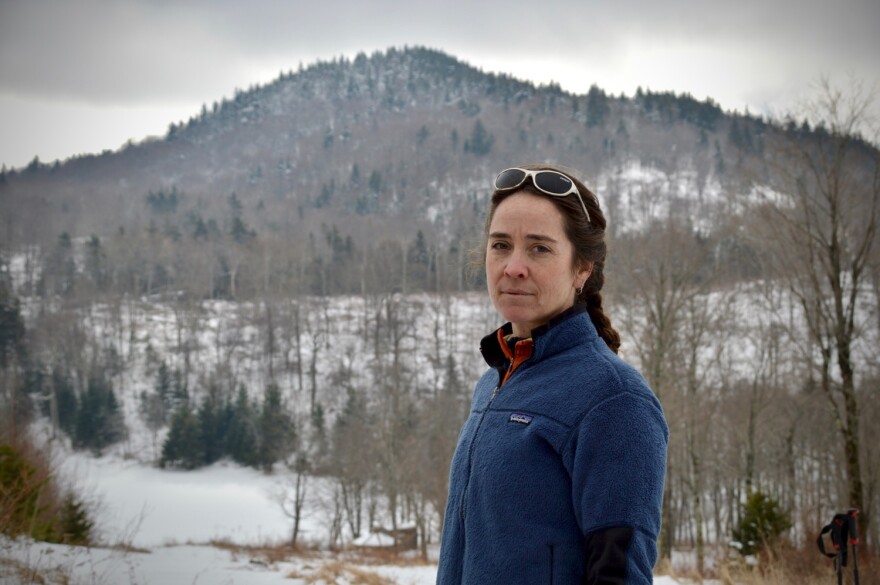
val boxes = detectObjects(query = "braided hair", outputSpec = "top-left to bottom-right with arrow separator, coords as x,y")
486,163 -> 621,353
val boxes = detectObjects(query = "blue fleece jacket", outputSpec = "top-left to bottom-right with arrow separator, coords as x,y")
436,307 -> 668,585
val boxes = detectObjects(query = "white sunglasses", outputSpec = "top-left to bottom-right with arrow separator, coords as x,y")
493,167 -> 591,223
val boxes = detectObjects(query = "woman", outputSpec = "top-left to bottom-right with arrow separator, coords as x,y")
436,164 -> 668,585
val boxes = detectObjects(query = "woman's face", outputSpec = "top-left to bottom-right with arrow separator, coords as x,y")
486,191 -> 591,338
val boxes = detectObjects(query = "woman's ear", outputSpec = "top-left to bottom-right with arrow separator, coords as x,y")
576,261 -> 593,289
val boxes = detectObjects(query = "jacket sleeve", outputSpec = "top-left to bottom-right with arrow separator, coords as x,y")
561,392 -> 668,584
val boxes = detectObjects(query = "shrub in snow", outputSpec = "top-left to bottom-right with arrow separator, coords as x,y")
731,491 -> 791,556
0,441 -> 93,544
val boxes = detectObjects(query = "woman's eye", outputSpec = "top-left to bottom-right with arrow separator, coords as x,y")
532,245 -> 551,254
490,241 -> 509,250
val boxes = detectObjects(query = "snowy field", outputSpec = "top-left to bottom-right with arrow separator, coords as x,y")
1,537 -> 442,585
59,453 -> 302,548
1,451 -> 700,585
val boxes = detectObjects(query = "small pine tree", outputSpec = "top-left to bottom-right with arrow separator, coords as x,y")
226,385 -> 259,467
73,373 -> 126,455
58,492 -> 93,545
140,360 -> 173,433
0,277 -> 26,369
256,383 -> 295,471
52,368 -> 78,437
160,405 -> 203,469
731,491 -> 791,556
586,84 -> 610,128
416,125 -> 429,146
84,235 -> 107,290
230,216 -> 256,243
197,394 -> 230,465
464,120 -> 493,155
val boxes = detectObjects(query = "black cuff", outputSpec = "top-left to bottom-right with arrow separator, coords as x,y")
582,526 -> 634,585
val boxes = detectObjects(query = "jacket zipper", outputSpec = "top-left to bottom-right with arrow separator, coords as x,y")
458,384 -> 501,524
459,344 -> 530,523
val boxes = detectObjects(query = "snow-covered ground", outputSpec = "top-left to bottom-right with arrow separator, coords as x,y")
59,453 -> 305,548
2,539 -> 700,585
2,536 -> 699,585
1,537 -> 444,585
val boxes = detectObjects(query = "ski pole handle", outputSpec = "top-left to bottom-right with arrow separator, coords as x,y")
847,508 -> 859,545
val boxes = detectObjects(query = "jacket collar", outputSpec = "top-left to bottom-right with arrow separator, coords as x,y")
479,304 -> 590,373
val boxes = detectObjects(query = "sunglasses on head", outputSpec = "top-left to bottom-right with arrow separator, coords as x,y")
493,167 -> 591,223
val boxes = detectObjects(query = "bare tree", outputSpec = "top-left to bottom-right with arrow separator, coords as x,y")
758,78 -> 879,519
678,290 -> 731,575
616,217 -> 713,562
303,306 -> 327,415
277,452 -> 310,548
329,384 -> 375,540
368,294 -> 417,536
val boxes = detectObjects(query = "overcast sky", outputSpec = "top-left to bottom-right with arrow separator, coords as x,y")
1,0 -> 878,169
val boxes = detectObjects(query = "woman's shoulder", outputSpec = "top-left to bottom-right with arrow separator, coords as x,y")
557,337 -> 662,416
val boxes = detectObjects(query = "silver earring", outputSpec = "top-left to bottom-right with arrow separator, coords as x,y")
576,284 -> 584,295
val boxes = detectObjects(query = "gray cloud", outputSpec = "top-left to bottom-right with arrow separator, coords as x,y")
3,0 -> 876,104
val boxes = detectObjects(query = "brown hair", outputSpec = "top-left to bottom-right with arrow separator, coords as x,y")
484,163 -> 621,353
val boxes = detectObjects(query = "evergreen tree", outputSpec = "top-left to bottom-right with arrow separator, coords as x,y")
226,385 -> 259,467
140,360 -> 173,432
156,361 -> 173,415
714,140 -> 725,175
410,230 -> 429,266
52,368 -> 78,437
230,216 -> 256,242
316,182 -> 334,208
84,235 -> 107,291
732,491 -> 791,556
586,84 -> 610,128
58,492 -> 93,545
161,404 -> 203,469
197,394 -> 230,465
0,272 -> 26,368
464,119 -> 493,155
188,213 -> 210,239
73,374 -> 125,455
228,192 -> 243,213
416,125 -> 429,146
729,119 -> 744,149
257,382 -> 295,471
146,187 -> 181,214
169,367 -> 189,414
368,170 -> 382,194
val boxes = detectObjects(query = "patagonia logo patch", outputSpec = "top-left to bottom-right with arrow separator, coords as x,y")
509,413 -> 533,425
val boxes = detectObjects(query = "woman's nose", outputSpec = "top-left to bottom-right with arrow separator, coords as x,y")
503,251 -> 528,278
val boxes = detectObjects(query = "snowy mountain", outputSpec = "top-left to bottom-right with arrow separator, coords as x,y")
2,47 -> 768,250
